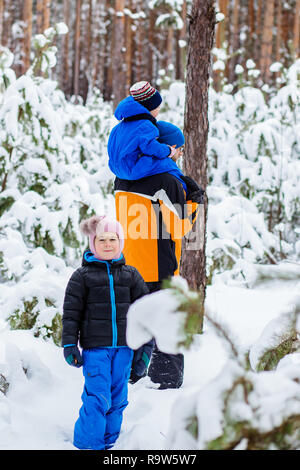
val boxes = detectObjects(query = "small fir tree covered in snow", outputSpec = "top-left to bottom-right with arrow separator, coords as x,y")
159,59 -> 300,285
126,276 -> 300,450
0,25 -> 115,345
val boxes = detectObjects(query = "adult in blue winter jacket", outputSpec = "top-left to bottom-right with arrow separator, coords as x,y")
107,80 -> 187,191
62,215 -> 151,450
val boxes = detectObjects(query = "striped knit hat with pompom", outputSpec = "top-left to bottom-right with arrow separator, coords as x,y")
130,81 -> 162,111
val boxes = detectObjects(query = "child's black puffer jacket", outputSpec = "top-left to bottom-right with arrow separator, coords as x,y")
62,251 -> 149,349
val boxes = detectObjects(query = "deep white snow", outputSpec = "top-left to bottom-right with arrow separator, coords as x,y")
0,275 -> 299,450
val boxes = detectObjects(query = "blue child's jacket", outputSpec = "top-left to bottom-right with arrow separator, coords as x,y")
107,96 -> 186,191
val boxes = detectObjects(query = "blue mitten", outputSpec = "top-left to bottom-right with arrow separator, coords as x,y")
63,344 -> 83,368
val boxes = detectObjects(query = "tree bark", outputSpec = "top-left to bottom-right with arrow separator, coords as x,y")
181,0 -> 215,329
247,0 -> 255,60
0,0 -> 4,45
73,0 -> 81,100
147,6 -> 156,82
175,0 -> 187,81
61,0 -> 70,96
112,0 -> 126,108
293,0 -> 300,58
228,0 -> 240,84
260,0 -> 275,83
275,0 -> 282,62
103,0 -> 113,101
43,0 -> 51,31
22,0 -> 33,74
86,0 -> 93,71
255,0 -> 264,66
214,0 -> 227,90
36,0 -> 44,33
91,0 -> 102,90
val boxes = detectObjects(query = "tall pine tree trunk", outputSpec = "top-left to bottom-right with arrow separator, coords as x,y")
0,0 -> 4,44
181,0 -> 215,330
43,0 -> 51,31
255,0 -> 264,66
92,0 -> 102,90
228,0 -> 240,84
275,0 -> 282,62
148,6 -> 155,82
73,0 -> 81,100
112,0 -> 126,108
175,1 -> 186,81
61,0 -> 70,96
22,0 -> 33,74
293,0 -> 300,58
260,0 -> 275,83
36,0 -> 44,33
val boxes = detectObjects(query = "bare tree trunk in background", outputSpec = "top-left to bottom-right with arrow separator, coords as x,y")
275,0 -> 282,62
247,0 -> 255,60
73,0 -> 81,100
214,0 -> 227,90
293,0 -> 300,58
148,6 -> 155,82
260,0 -> 275,83
281,3 -> 293,68
228,0 -> 239,84
51,0 -> 58,24
0,0 -> 4,44
3,0 -> 15,50
125,0 -> 133,90
112,0 -> 126,108
22,0 -> 33,74
181,0 -> 215,330
255,0 -> 263,66
61,0 -> 70,96
36,0 -> 51,33
135,0 -> 144,82
274,0 -> 282,84
36,0 -> 44,33
86,0 -> 93,73
175,1 -> 186,81
43,0 -> 51,31
78,0 -> 92,102
92,0 -> 102,90
103,0 -> 113,101
166,27 -> 174,69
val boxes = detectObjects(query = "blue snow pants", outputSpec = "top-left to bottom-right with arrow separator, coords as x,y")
73,346 -> 133,450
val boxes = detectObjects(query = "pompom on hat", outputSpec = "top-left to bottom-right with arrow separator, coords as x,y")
156,121 -> 185,148
80,215 -> 124,259
130,81 -> 162,111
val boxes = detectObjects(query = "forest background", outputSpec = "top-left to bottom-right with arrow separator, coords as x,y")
0,0 -> 300,450
0,0 -> 299,106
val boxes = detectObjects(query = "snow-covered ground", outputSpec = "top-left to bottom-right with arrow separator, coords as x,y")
0,276 -> 298,450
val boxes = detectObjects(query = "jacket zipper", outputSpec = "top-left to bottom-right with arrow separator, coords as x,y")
106,262 -> 117,347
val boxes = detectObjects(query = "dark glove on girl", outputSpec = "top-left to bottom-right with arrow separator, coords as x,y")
63,345 -> 83,368
129,339 -> 154,384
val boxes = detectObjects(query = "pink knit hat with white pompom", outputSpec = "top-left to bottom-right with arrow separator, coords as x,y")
80,215 -> 124,259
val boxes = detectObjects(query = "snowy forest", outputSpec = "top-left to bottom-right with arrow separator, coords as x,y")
0,0 -> 300,452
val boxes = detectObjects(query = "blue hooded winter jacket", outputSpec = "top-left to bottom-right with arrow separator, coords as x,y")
107,96 -> 186,190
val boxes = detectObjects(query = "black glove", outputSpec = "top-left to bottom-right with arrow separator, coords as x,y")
181,175 -> 205,204
63,345 -> 83,368
129,339 -> 154,384
189,188 -> 205,204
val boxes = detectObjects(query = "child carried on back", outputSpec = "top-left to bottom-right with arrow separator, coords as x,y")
108,80 -> 191,194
